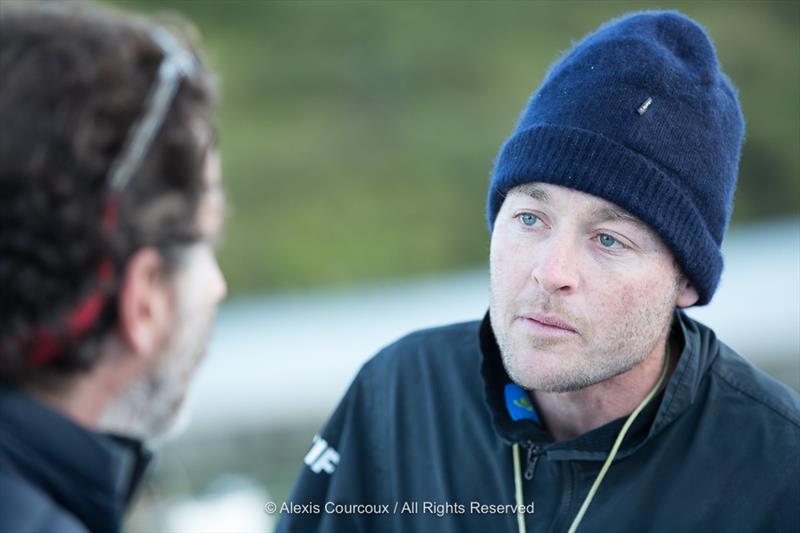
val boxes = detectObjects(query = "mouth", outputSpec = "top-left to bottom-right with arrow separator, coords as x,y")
518,312 -> 579,336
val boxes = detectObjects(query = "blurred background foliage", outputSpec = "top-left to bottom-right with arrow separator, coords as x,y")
107,0 -> 799,296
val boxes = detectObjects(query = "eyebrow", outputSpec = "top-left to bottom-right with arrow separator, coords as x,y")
591,206 -> 649,230
513,183 -> 551,203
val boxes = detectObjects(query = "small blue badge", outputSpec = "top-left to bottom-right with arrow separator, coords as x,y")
504,383 -> 541,424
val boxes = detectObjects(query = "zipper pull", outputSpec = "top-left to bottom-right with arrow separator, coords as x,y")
523,441 -> 542,481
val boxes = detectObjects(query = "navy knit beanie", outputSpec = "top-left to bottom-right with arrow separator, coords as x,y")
487,11 -> 744,306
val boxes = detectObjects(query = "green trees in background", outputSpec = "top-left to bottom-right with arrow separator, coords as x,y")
114,1 -> 799,295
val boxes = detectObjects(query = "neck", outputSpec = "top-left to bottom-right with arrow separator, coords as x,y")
25,342 -> 145,433
26,373 -> 113,430
532,335 -> 677,442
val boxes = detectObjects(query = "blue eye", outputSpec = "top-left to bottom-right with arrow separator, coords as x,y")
598,234 -> 624,248
520,213 -> 540,227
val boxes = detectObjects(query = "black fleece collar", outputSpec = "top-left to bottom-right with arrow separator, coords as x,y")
0,386 -> 152,532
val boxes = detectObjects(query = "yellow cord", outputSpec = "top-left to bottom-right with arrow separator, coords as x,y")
512,442 -> 527,533
566,345 -> 671,533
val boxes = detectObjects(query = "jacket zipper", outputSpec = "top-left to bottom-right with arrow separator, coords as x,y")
523,441 -> 543,481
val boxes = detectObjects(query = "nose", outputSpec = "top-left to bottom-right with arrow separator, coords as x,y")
531,233 -> 580,295
212,258 -> 228,302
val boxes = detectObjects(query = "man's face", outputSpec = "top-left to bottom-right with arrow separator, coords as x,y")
489,182 -> 690,393
101,148 -> 227,439
144,148 -> 227,438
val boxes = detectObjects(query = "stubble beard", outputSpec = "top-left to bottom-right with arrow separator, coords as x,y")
489,280 -> 677,394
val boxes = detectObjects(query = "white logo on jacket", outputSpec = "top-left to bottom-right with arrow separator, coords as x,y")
304,435 -> 340,475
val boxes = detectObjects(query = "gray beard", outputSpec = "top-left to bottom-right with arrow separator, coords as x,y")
97,246 -> 216,442
96,367 -> 190,442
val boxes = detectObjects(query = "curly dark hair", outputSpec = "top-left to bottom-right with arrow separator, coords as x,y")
0,2 -> 217,386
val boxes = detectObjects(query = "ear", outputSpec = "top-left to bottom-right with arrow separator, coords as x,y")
675,277 -> 700,308
116,247 -> 172,359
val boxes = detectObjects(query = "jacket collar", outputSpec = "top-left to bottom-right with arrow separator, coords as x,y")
480,309 -> 720,459
0,386 -> 152,531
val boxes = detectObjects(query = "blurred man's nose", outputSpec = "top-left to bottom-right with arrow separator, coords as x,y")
212,258 -> 227,302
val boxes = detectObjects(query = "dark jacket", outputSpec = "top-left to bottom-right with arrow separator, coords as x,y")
0,386 -> 151,532
278,311 -> 800,532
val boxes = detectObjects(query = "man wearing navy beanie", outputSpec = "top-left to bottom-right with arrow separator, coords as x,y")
280,12 -> 799,533
488,10 -> 743,307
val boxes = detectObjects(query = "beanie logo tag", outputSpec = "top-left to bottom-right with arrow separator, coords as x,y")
637,97 -> 653,115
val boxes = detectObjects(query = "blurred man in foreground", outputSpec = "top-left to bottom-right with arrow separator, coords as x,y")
280,11 -> 800,533
0,3 -> 226,531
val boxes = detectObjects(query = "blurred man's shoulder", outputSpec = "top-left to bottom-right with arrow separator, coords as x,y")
0,469 -> 87,533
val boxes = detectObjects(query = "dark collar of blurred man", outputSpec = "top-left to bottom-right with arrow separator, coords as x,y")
0,3 -> 225,532
278,11 -> 800,533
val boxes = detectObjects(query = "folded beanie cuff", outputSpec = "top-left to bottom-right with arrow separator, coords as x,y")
487,124 -> 721,305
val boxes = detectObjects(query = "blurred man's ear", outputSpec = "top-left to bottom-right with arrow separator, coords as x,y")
116,248 -> 172,358
676,277 -> 700,308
